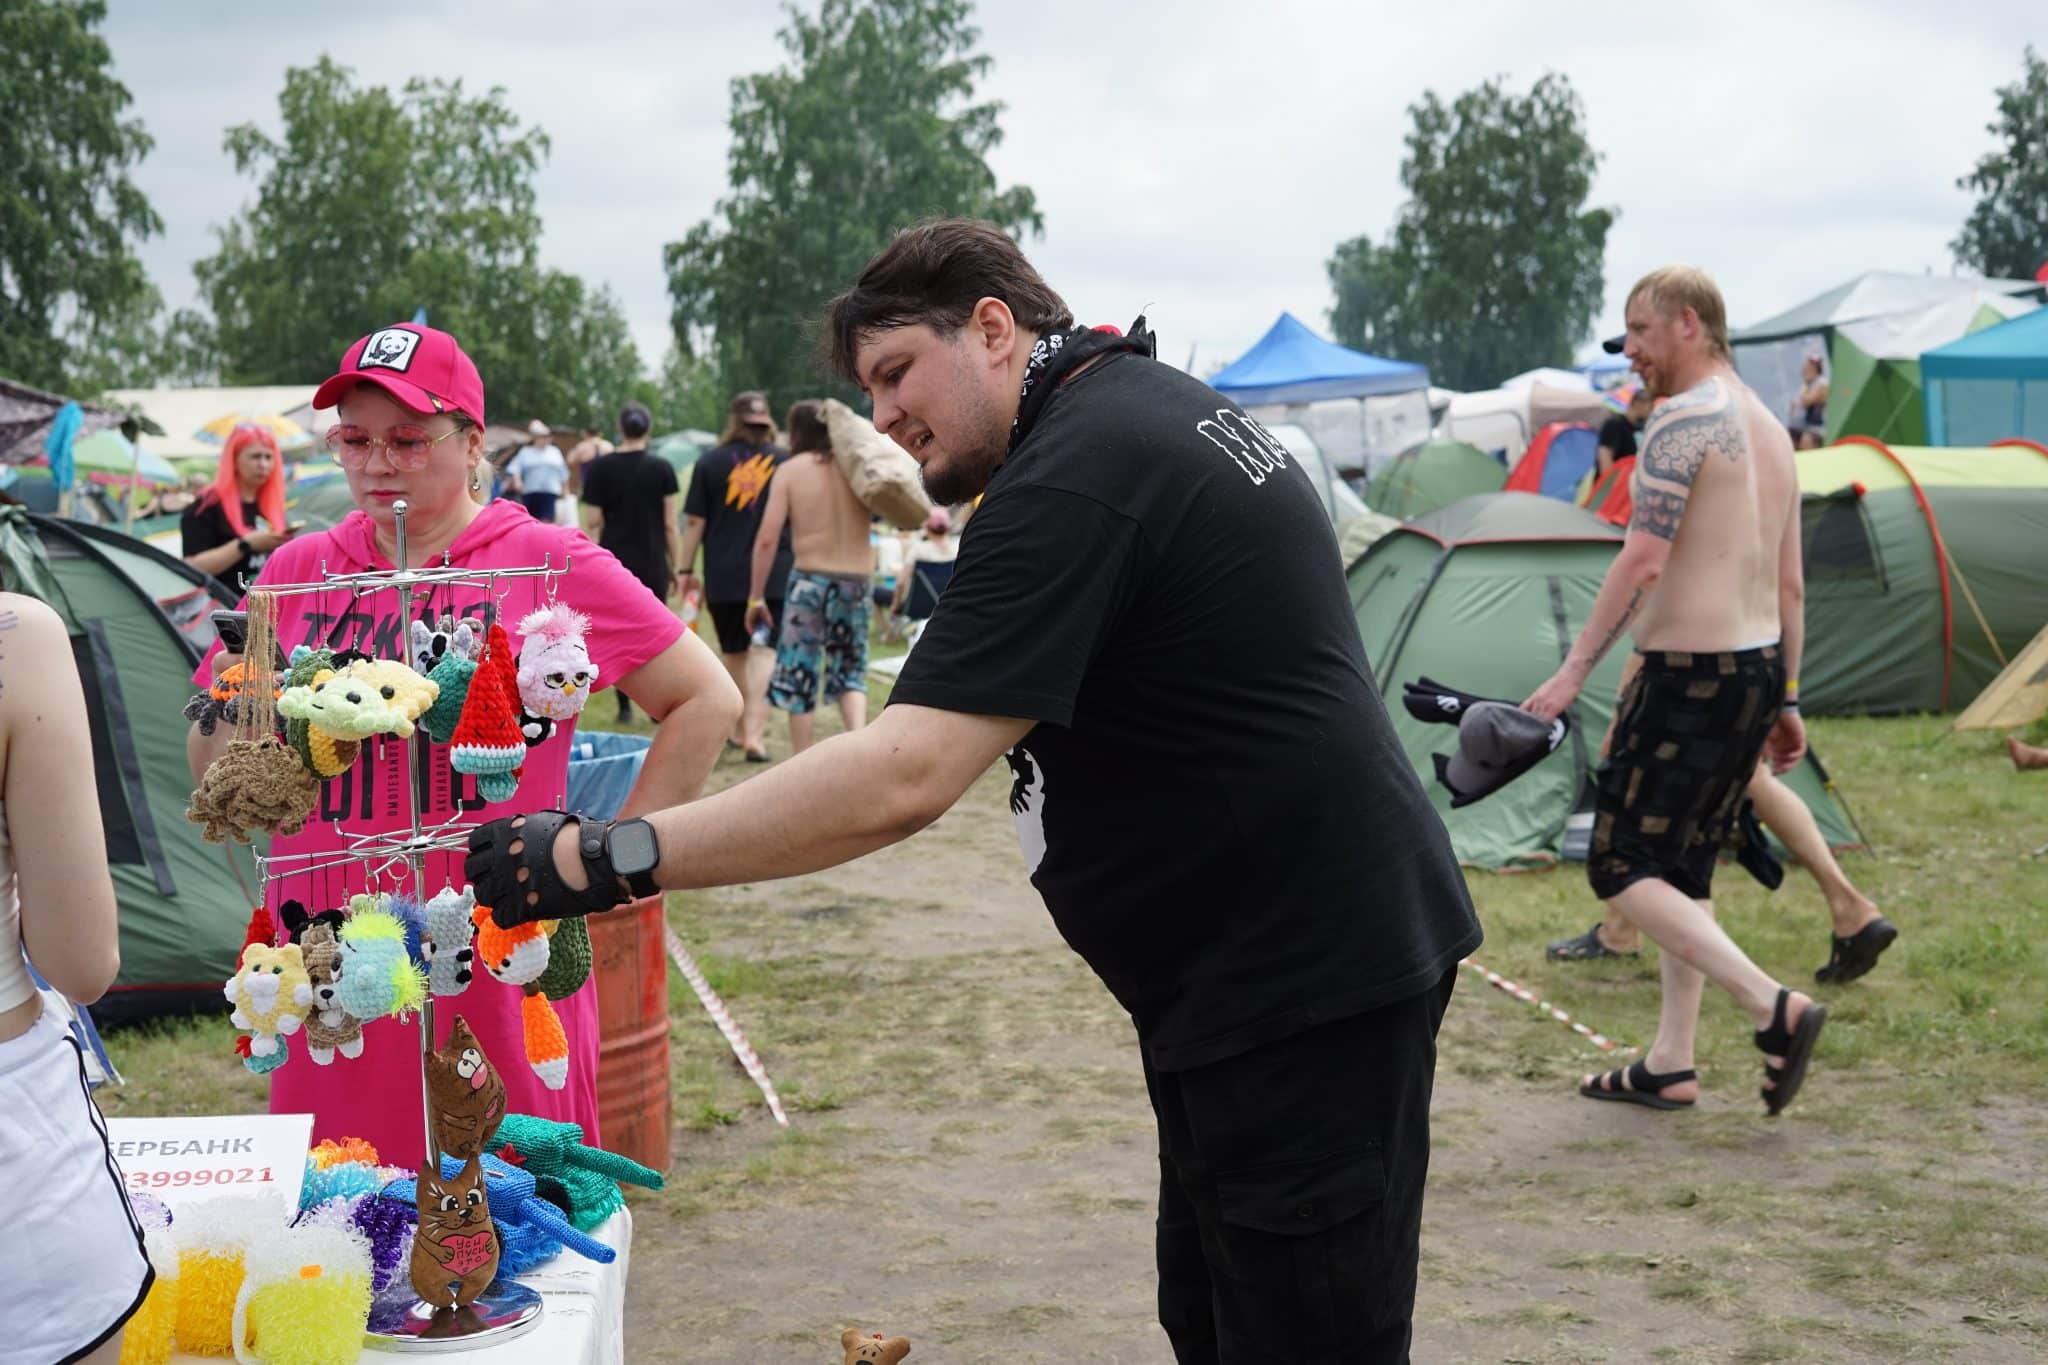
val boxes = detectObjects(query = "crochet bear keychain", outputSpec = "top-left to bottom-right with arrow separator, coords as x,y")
188,593 -> 320,844
513,603 -> 597,746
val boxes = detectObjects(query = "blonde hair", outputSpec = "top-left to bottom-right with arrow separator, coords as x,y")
1626,266 -> 1731,360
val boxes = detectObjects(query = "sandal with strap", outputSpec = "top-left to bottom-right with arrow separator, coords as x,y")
1814,917 -> 1898,985
1754,988 -> 1826,1116
1547,922 -> 1639,961
1578,1060 -> 1697,1110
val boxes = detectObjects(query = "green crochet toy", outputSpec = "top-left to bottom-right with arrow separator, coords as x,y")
492,1113 -> 663,1232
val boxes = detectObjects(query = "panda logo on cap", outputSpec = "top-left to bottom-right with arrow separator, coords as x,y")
359,327 -> 421,373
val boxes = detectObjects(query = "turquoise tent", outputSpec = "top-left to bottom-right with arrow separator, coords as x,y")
1923,306 -> 2048,446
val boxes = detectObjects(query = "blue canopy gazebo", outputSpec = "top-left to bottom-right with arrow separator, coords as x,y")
1210,313 -> 1429,405
1922,306 -> 2048,446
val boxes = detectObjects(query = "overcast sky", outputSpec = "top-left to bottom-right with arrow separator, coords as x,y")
104,0 -> 2046,388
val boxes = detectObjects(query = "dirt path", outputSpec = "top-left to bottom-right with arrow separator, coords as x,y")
624,752 -> 2047,1363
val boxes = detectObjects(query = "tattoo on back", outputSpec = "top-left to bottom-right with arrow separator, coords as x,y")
1641,382 -> 1745,486
1631,486 -> 1689,541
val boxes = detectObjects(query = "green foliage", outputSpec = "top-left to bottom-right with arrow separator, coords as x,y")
193,58 -> 641,427
636,345 -> 728,438
665,0 -> 1040,410
0,0 -> 161,392
1325,73 -> 1613,391
1952,45 -> 2048,280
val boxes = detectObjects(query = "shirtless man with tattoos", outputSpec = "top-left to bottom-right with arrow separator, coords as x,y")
1523,266 -> 1826,1116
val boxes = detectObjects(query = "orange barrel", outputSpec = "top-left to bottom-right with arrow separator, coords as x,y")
588,894 -> 671,1174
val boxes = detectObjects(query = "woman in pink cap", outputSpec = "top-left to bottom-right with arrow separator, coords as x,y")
186,323 -> 738,1164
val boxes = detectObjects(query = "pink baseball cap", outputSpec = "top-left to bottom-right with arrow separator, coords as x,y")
313,324 -> 486,425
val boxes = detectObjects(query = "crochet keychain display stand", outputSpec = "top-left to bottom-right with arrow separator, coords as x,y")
250,501 -> 566,1353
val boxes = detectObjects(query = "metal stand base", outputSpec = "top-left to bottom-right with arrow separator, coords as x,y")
363,1280 -> 544,1353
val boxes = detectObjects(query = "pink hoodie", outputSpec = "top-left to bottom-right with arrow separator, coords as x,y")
196,501 -> 683,1164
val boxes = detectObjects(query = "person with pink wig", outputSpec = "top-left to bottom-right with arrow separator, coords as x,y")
180,423 -> 299,593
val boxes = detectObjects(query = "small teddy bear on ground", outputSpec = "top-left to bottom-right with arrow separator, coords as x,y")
840,1328 -> 911,1364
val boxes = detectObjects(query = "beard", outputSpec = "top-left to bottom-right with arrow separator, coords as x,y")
916,368 -> 1010,504
920,437 -> 1005,505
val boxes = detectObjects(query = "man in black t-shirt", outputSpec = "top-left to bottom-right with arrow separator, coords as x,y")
466,221 -> 1481,1362
1595,386 -> 1650,481
678,391 -> 793,760
582,401 -> 681,722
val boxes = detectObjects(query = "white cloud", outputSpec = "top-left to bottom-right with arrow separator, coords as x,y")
102,0 -> 2044,391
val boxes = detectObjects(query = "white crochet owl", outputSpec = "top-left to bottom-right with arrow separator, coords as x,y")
516,604 -> 597,725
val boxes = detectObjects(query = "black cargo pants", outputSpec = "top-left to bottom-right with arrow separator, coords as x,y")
1144,968 -> 1456,1364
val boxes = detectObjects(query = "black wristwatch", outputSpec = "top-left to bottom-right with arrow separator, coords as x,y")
235,535 -> 250,554
579,817 -> 661,899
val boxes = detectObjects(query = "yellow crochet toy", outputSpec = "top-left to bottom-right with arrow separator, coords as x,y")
277,659 -> 438,741
225,943 -> 314,1063
173,1195 -> 276,1358
229,1223 -> 372,1365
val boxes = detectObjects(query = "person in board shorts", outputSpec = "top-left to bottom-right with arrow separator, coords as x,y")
1524,266 -> 1825,1117
747,401 -> 875,754
464,219 -> 1481,1362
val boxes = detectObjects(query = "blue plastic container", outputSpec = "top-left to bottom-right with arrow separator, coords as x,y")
564,730 -> 651,820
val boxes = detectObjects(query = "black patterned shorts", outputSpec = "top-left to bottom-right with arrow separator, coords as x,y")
1588,645 -> 1786,902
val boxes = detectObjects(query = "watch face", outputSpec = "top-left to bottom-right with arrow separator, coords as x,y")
609,819 -> 659,876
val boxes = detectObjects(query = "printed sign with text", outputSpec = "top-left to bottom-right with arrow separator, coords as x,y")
105,1113 -> 314,1215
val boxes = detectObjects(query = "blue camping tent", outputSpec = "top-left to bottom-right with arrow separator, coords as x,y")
1209,313 -> 1429,406
1922,306 -> 2048,446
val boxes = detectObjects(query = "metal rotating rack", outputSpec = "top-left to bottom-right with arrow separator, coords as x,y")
249,500 -> 570,1351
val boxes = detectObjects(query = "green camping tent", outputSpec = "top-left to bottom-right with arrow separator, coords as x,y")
1828,297 -> 2032,445
1349,492 -> 1859,870
1798,440 -> 2048,715
0,510 -> 255,1020
1364,440 -> 1505,522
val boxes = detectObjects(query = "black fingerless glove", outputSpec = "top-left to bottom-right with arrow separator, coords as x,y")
465,811 -> 653,929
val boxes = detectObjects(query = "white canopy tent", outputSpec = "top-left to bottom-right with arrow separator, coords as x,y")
101,385 -> 329,462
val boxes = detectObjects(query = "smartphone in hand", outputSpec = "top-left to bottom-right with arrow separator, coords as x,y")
211,611 -> 249,653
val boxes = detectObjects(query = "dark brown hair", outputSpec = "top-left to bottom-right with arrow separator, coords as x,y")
824,218 -> 1072,383
787,401 -> 830,459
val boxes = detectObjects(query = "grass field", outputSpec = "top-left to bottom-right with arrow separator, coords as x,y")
100,683 -> 2048,1360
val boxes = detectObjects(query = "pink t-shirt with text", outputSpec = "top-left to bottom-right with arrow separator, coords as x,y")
196,500 -> 683,1165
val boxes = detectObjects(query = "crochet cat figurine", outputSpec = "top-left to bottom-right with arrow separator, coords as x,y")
423,1016 -> 507,1161
409,1155 -> 499,1310
225,943 -> 314,1064
841,1329 -> 912,1364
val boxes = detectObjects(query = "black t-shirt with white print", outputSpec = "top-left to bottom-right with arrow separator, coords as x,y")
888,351 -> 1480,1071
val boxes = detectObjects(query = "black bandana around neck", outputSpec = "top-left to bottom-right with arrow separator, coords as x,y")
1009,316 -> 1156,452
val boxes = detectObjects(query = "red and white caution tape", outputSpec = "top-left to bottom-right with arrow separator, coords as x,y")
1460,957 -> 1637,1054
664,924 -> 790,1127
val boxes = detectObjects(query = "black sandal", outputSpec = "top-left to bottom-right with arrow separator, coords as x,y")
1578,1060 -> 1697,1110
1814,917 -> 1898,985
1547,923 -> 1638,961
1754,988 -> 1826,1116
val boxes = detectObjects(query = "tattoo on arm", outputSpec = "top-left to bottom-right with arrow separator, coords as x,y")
1630,486 -> 1689,541
1584,586 -> 1645,670
1640,380 -> 1746,487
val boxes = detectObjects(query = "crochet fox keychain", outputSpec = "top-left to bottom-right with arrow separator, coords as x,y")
469,903 -> 569,1089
